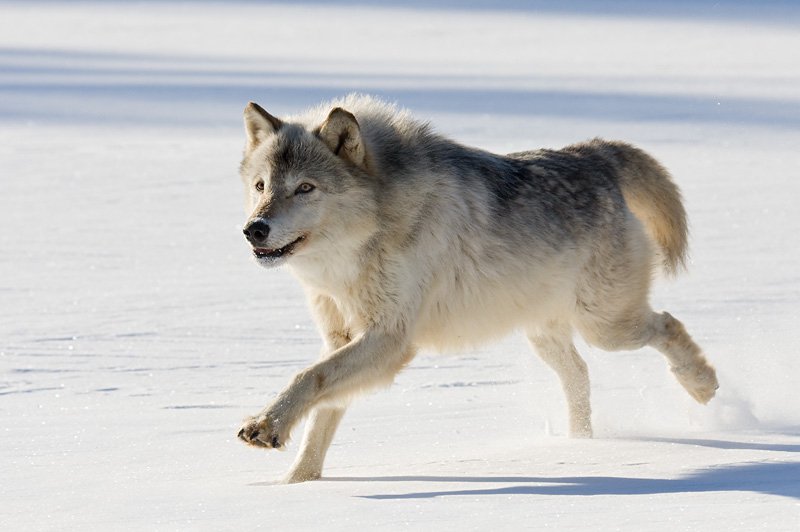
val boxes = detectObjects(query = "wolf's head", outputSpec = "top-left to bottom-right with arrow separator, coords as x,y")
239,102 -> 378,270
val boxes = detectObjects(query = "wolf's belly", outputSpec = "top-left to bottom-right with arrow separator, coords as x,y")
412,271 -> 577,352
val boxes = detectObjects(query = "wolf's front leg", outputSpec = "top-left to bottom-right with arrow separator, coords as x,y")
283,406 -> 345,483
237,329 -> 414,455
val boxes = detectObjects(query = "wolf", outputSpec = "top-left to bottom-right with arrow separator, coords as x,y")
235,94 -> 718,483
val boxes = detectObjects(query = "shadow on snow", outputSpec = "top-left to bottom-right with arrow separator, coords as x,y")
342,460 -> 800,500
1,47 -> 799,129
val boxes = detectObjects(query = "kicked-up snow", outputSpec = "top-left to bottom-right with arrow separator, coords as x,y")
1,1 -> 798,530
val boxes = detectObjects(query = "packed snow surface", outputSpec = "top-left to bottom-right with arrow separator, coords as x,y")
1,1 -> 799,530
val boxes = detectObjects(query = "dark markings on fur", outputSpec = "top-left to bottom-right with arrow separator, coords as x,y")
504,144 -> 627,241
432,144 -> 535,208
411,138 -> 627,249
264,125 -> 347,193
268,126 -> 304,173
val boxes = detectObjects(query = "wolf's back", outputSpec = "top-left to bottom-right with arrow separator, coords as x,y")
597,140 -> 689,275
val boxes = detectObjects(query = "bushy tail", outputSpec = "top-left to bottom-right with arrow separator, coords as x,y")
603,141 -> 689,276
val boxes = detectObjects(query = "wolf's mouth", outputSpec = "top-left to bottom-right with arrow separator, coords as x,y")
252,235 -> 306,260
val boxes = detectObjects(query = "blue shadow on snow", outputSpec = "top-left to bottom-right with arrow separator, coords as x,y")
1,46 -> 799,129
344,461 -> 800,500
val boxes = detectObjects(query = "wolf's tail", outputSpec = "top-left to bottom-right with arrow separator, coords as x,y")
604,140 -> 689,276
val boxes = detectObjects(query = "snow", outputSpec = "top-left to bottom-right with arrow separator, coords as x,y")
1,1 -> 799,530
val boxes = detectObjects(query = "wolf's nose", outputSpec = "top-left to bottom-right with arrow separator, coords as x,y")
243,219 -> 270,245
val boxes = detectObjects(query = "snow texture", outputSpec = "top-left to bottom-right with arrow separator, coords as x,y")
1,1 -> 799,530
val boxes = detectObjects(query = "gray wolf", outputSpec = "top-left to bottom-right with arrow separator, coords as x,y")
235,94 -> 718,483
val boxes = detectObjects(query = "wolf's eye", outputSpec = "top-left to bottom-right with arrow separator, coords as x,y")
254,181 -> 264,192
295,183 -> 315,195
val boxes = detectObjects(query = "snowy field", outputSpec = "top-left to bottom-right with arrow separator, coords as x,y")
2,1 -> 799,530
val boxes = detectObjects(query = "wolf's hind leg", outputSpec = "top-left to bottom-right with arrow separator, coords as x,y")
284,406 -> 346,483
648,311 -> 718,404
527,323 -> 592,438
579,308 -> 718,404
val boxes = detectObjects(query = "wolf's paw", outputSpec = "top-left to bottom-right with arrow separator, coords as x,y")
237,414 -> 287,450
672,361 -> 719,404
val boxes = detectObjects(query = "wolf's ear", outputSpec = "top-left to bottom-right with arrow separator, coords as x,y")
317,107 -> 366,168
244,102 -> 283,151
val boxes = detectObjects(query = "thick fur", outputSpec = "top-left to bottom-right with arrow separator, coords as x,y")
236,94 -> 718,483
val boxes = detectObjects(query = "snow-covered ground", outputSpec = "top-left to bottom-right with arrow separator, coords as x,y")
2,1 -> 799,530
